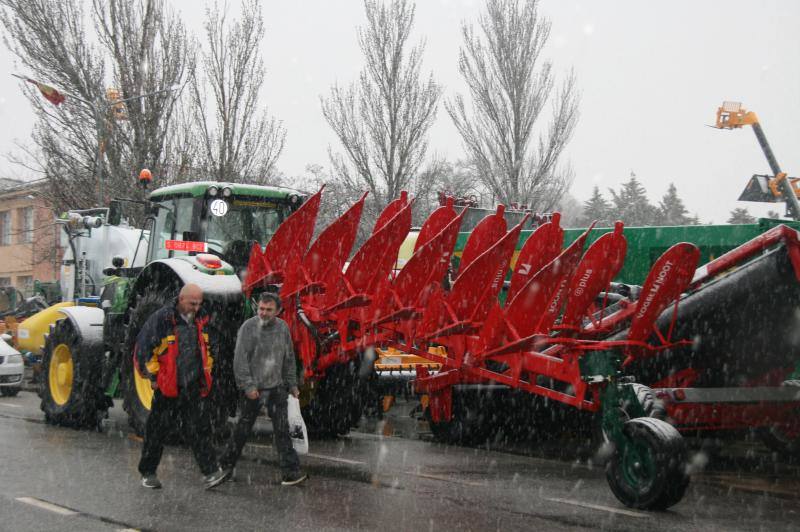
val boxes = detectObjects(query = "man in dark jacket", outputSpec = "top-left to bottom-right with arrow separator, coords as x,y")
221,291 -> 307,485
135,283 -> 229,490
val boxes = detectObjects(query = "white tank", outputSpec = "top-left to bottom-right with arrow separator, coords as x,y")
59,214 -> 148,300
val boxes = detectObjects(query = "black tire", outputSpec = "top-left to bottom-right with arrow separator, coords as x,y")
758,380 -> 800,456
40,318 -> 106,428
629,384 -> 666,420
303,361 -> 365,438
123,284 -> 236,439
1,387 -> 20,397
427,390 -> 494,445
606,417 -> 689,510
595,383 -> 666,449
123,288 -> 176,436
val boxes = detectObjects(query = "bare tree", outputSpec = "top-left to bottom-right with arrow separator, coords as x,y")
447,0 -> 579,212
93,0 -> 191,187
1,0 -> 105,211
189,0 -> 285,185
0,0 -> 189,214
321,0 -> 441,215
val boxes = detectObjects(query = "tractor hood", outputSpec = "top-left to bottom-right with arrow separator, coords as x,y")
151,257 -> 243,301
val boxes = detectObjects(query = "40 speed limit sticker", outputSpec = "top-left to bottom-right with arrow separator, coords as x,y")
209,199 -> 229,217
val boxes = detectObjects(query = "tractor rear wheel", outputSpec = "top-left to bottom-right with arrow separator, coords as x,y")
122,285 -> 236,440
605,417 -> 689,510
123,288 -> 173,436
40,318 -> 106,428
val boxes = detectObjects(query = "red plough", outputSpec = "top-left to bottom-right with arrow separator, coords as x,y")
244,189 -> 800,511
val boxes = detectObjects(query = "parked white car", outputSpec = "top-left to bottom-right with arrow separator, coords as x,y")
0,333 -> 23,397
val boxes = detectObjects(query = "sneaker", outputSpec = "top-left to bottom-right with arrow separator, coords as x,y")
141,475 -> 162,489
203,468 -> 230,490
281,471 -> 308,486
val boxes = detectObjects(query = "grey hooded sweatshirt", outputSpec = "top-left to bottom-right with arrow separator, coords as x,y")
233,316 -> 298,394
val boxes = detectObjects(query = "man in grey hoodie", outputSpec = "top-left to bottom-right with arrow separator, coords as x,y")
220,291 -> 307,485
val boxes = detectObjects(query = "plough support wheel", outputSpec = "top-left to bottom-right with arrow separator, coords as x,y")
605,417 -> 689,510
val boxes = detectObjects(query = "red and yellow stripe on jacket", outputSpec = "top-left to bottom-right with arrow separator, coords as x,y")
137,308 -> 214,398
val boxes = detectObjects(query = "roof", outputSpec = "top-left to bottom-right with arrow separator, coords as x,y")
0,178 -> 24,189
149,180 -> 305,200
0,178 -> 46,198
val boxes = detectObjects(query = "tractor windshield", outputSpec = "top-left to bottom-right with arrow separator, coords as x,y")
147,195 -> 290,268
204,200 -> 284,253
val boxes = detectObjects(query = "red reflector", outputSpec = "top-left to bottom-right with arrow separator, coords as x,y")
165,240 -> 207,253
673,389 -> 686,401
196,253 -> 222,269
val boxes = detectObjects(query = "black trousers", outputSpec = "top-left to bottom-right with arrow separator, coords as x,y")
138,383 -> 218,477
221,387 -> 300,476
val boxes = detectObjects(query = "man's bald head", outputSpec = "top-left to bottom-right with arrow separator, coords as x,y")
177,283 -> 203,318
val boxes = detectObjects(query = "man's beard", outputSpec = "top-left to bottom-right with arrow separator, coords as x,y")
185,312 -> 195,322
259,317 -> 274,327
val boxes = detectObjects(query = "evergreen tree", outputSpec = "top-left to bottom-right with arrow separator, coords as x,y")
658,183 -> 694,225
580,186 -> 611,226
608,173 -> 658,226
727,207 -> 756,224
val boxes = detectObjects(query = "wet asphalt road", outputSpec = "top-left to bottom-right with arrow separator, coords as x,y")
1,391 -> 799,532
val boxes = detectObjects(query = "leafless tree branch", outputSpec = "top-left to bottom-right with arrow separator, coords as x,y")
321,0 -> 442,213
189,0 -> 286,185
446,0 -> 579,212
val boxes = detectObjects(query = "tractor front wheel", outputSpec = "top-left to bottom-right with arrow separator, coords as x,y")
123,289 -> 172,436
605,417 -> 689,510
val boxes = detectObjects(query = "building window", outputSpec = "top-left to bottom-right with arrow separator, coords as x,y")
18,207 -> 33,244
0,277 -> 10,287
0,211 -> 10,246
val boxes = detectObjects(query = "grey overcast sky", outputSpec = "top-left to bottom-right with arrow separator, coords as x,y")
1,0 -> 798,223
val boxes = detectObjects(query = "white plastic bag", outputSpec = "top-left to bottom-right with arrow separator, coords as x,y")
287,395 -> 309,455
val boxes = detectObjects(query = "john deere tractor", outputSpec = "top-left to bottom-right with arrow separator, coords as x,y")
38,175 -> 305,434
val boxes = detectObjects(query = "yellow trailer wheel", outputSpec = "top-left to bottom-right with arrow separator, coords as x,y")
48,343 -> 74,406
40,318 -> 105,428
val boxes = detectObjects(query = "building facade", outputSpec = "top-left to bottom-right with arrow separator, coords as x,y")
0,179 -> 61,296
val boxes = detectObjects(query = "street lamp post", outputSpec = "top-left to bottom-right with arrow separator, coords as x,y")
12,74 -> 181,205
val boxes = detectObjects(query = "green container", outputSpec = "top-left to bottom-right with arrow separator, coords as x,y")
453,218 -> 800,286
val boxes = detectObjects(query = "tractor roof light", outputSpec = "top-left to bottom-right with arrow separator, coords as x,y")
207,185 -> 219,197
196,253 -> 222,269
222,186 -> 233,198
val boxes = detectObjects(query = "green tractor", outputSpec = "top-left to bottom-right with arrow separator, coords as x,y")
39,177 -> 305,434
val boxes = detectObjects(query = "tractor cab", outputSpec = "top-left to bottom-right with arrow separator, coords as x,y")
145,182 -> 304,275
